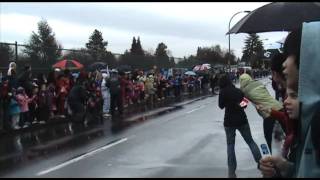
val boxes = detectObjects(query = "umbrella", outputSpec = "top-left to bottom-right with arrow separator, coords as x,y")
184,71 -> 196,76
193,65 -> 201,71
193,64 -> 211,72
52,59 -> 83,70
88,62 -> 107,71
227,2 -> 320,34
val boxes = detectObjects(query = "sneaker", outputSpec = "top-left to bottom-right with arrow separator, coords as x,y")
228,172 -> 237,178
13,126 -> 21,130
32,121 -> 38,124
23,124 -> 29,128
39,121 -> 46,124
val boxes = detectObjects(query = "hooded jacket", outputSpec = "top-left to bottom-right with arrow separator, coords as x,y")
239,73 -> 283,119
219,75 -> 248,127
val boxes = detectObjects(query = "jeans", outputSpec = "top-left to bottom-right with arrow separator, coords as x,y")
263,117 -> 275,153
110,93 -> 123,116
224,123 -> 262,173
102,89 -> 111,114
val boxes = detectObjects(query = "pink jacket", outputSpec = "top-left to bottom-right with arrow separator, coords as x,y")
16,94 -> 32,112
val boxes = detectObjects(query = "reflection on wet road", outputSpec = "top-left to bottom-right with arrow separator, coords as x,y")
0,93 -> 211,176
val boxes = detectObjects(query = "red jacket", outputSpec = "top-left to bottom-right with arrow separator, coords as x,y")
0,82 -> 9,99
57,76 -> 70,96
270,96 -> 297,158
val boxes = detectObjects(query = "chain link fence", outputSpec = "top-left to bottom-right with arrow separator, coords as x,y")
0,41 -> 126,76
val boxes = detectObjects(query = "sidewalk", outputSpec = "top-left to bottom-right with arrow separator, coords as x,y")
0,92 -> 213,136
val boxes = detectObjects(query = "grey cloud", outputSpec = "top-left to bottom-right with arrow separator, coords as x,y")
2,3 -> 226,41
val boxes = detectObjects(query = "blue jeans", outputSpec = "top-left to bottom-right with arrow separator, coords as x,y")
224,123 -> 262,173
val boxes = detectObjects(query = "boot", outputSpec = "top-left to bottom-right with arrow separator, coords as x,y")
228,170 -> 237,178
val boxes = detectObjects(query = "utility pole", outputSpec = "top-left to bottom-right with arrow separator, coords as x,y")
15,41 -> 18,62
228,10 -> 250,70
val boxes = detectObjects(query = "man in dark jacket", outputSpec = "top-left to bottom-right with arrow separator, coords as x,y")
18,65 -> 33,97
210,73 -> 218,95
218,74 -> 262,178
106,70 -> 123,117
67,78 -> 87,122
0,77 -> 11,130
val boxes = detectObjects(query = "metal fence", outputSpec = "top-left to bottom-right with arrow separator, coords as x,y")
0,41 -> 122,73
0,41 -> 186,76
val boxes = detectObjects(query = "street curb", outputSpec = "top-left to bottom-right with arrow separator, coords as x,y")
0,118 -> 73,136
123,94 -> 213,123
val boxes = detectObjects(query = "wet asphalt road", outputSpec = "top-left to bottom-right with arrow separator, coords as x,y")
0,78 -> 281,178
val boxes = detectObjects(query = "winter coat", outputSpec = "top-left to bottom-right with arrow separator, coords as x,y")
9,98 -> 21,115
239,73 -> 283,119
68,84 -> 87,105
106,76 -> 121,95
17,70 -> 33,96
7,73 -> 18,89
271,109 -> 297,158
47,83 -> 57,111
219,78 -> 248,127
16,93 -> 32,112
145,78 -> 156,95
101,78 -> 109,92
57,76 -> 70,96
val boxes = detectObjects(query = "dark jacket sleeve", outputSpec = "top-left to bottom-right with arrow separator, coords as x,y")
239,89 -> 245,103
218,90 -> 225,109
105,79 -> 111,88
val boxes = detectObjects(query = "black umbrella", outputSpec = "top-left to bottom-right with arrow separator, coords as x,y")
88,62 -> 107,71
227,2 -> 320,34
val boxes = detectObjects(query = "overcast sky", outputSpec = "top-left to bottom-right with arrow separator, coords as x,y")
0,2 -> 288,59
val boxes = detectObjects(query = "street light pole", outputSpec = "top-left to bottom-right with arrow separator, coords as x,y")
260,38 -> 268,69
228,10 -> 250,69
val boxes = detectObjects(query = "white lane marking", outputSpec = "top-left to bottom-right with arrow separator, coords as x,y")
186,105 -> 206,114
36,138 -> 128,176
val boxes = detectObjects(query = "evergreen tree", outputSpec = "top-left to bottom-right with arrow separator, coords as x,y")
176,55 -> 198,68
0,43 -> 14,68
196,45 -> 234,65
136,36 -> 144,56
86,29 -> 108,62
155,42 -> 170,68
24,19 -> 62,68
169,57 -> 176,67
130,37 -> 137,54
63,48 -> 92,66
241,33 -> 264,68
120,36 -> 147,69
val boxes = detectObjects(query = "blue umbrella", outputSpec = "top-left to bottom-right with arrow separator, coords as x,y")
184,71 -> 196,76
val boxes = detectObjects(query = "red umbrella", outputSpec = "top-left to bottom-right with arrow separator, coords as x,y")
52,59 -> 84,70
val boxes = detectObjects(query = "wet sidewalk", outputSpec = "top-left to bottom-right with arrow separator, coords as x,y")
0,91 -> 211,135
